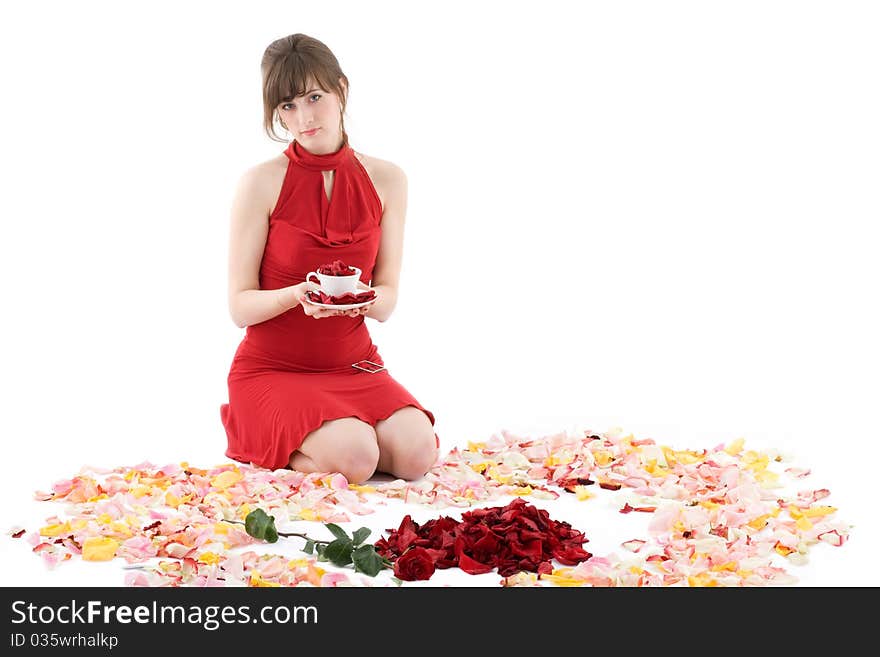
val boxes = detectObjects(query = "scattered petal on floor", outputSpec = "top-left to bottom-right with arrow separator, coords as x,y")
15,427 -> 851,586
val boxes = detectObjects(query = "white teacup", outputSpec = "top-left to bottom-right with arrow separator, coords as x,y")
306,266 -> 362,296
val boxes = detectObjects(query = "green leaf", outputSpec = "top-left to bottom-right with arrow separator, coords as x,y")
244,509 -> 278,543
325,523 -> 350,541
315,543 -> 327,560
303,539 -> 315,555
351,527 -> 371,546
351,544 -> 386,576
391,576 -> 403,586
244,508 -> 267,537
324,538 -> 353,567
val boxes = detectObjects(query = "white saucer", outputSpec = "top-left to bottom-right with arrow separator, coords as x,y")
305,291 -> 376,311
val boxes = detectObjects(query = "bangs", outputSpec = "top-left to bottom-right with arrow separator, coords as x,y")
266,56 -> 333,107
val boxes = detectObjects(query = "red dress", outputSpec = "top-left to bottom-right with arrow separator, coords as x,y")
220,139 -> 437,470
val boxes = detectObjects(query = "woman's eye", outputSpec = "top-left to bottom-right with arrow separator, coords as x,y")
280,95 -> 320,111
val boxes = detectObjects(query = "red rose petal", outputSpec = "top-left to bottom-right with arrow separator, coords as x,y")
456,551 -> 495,575
317,259 -> 357,276
379,499 -> 592,578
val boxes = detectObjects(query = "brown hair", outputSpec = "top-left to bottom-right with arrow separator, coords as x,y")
261,33 -> 350,145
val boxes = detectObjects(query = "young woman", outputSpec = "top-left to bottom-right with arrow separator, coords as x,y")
220,33 -> 439,484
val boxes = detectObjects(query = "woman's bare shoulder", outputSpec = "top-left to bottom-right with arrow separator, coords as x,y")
236,154 -> 289,214
251,153 -> 290,179
236,154 -> 288,188
352,151 -> 396,213
353,150 -> 404,179
353,151 -> 406,208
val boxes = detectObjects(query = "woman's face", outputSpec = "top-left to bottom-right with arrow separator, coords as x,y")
277,78 -> 344,148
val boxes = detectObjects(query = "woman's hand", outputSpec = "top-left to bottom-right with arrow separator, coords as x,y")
297,281 -> 377,319
337,281 -> 378,318
296,281 -> 338,319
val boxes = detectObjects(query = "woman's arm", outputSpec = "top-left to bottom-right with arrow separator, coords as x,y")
232,286 -> 303,328
227,165 -> 303,328
364,163 -> 408,323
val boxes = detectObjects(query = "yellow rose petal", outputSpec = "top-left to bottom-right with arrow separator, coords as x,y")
795,516 -> 813,531
775,543 -> 796,556
165,492 -> 193,508
249,573 -> 281,587
487,467 -> 511,484
743,451 -> 770,473
803,505 -> 836,518
82,536 -> 119,561
748,514 -> 770,530
574,485 -> 593,501
211,470 -> 243,490
541,568 -> 584,587
710,561 -> 738,573
545,452 -> 574,467
688,573 -> 719,587
198,552 -> 221,565
109,521 -> 133,537
39,521 -> 72,538
724,438 -> 745,455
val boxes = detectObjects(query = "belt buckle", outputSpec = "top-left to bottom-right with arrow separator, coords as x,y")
351,359 -> 385,374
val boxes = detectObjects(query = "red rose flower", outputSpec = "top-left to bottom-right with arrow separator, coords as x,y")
394,547 -> 436,581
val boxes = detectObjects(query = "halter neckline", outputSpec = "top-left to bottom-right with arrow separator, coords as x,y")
287,139 -> 352,171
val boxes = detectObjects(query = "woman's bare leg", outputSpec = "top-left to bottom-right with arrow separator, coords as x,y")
374,406 -> 438,480
288,416 -> 380,484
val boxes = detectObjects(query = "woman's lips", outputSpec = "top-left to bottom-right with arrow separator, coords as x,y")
301,128 -> 320,136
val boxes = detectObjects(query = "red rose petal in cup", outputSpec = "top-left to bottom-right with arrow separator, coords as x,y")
317,259 -> 357,276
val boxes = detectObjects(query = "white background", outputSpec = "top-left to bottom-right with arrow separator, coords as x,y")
1,0 -> 877,586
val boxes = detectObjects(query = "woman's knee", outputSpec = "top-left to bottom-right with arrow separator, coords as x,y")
391,440 -> 438,480
376,410 -> 439,480
334,440 -> 380,484
297,417 -> 380,484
